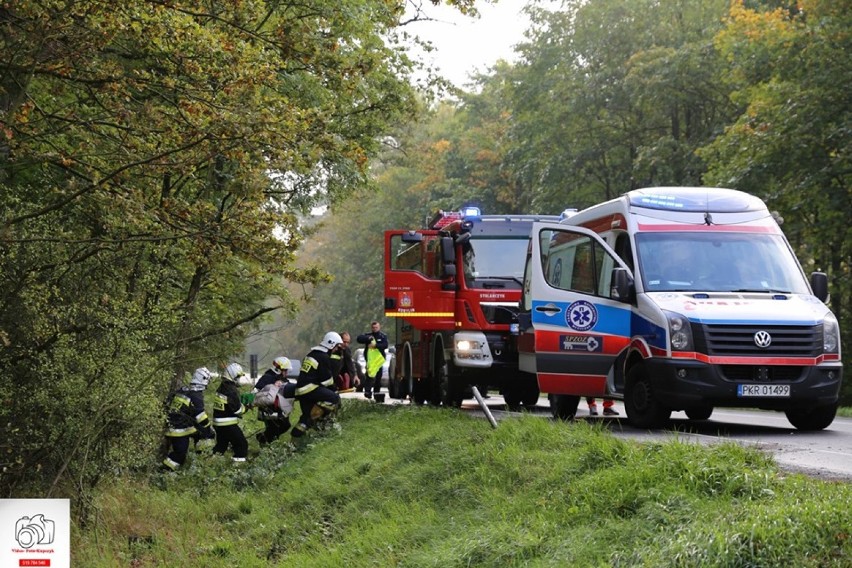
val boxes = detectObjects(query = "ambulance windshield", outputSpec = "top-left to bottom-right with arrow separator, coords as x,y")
635,232 -> 810,294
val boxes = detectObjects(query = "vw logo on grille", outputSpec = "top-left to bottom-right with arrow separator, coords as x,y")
754,330 -> 772,348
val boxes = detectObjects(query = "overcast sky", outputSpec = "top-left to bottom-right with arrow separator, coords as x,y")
404,1 -> 532,88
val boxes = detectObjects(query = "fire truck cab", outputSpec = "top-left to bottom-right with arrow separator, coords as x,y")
384,207 -> 560,407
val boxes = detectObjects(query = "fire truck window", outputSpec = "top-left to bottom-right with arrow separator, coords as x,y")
425,237 -> 441,279
462,246 -> 475,286
391,235 -> 430,277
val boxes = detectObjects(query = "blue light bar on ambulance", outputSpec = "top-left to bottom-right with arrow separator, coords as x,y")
627,187 -> 766,213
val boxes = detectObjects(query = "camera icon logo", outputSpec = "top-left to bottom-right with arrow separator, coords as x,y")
15,514 -> 55,549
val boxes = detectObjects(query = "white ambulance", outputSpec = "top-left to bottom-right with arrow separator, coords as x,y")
518,187 -> 843,430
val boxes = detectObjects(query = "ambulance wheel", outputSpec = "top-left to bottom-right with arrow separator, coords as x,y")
625,365 -> 671,428
785,404 -> 837,431
685,406 -> 713,421
549,394 -> 580,421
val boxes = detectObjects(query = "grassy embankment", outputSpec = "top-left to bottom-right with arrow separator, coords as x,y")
74,401 -> 850,567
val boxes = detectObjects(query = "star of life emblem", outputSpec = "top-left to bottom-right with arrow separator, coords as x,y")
566,300 -> 597,331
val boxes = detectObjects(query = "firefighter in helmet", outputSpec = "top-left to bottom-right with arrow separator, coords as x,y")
292,332 -> 343,439
162,367 -> 214,471
212,362 -> 249,462
253,356 -> 293,446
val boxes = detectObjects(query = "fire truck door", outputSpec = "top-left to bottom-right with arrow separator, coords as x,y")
383,230 -> 456,331
518,223 -> 633,397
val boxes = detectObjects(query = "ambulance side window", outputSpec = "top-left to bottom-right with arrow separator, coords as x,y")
614,232 -> 634,272
542,230 -> 611,296
598,232 -> 633,297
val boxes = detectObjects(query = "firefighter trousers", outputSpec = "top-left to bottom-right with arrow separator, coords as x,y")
292,386 -> 340,437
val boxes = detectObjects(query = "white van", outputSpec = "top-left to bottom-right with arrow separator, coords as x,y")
518,187 -> 843,430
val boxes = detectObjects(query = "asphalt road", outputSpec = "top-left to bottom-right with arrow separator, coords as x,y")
342,391 -> 852,481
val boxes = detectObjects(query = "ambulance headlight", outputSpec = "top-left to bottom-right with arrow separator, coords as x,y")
823,314 -> 839,354
664,310 -> 693,351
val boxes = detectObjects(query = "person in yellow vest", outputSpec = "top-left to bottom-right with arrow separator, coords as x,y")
356,321 -> 388,401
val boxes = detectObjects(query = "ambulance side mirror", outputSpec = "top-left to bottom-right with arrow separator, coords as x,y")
810,271 -> 828,302
611,267 -> 634,303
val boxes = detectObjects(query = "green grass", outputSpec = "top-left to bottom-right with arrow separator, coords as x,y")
73,401 -> 851,567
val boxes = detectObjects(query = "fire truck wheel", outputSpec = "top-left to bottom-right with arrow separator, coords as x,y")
412,378 -> 429,405
520,373 -> 541,407
436,354 -> 463,408
549,394 -> 579,420
624,364 -> 671,428
503,389 -> 522,411
388,376 -> 401,399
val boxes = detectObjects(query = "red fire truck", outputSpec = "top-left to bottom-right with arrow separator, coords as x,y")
383,207 -> 561,407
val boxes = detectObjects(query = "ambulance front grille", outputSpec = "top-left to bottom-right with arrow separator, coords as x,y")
702,324 -> 822,357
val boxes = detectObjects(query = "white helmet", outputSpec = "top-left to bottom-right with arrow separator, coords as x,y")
320,331 -> 343,352
224,362 -> 245,381
190,367 -> 212,389
272,356 -> 291,374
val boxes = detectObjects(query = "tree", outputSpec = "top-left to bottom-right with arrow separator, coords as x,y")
699,0 -> 851,399
0,0 -> 438,503
505,0 -> 732,212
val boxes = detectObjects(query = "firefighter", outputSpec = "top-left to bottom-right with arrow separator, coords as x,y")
212,362 -> 249,462
162,367 -> 214,471
330,332 -> 358,392
187,367 -> 216,450
291,332 -> 343,439
253,356 -> 293,446
357,321 -> 389,400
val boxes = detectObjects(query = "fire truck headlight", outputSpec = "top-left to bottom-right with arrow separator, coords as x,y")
453,332 -> 491,365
